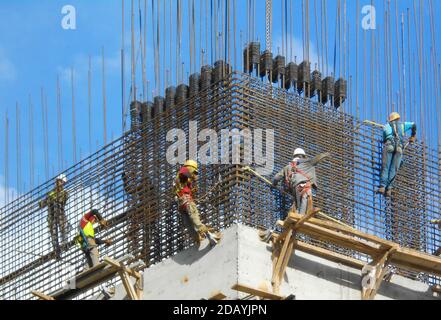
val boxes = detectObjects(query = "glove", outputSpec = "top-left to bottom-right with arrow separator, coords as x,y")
100,219 -> 109,228
104,239 -> 112,246
409,136 -> 416,144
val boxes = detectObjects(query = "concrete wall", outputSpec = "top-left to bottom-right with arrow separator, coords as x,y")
108,224 -> 438,300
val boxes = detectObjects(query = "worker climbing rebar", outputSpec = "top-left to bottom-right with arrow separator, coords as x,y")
377,112 -> 417,198
74,209 -> 112,270
173,160 -> 222,247
272,148 -> 330,215
39,174 -> 70,260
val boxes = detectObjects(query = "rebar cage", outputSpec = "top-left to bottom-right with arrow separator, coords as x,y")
0,71 -> 440,300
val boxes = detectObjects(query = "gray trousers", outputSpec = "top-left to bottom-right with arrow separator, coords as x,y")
82,238 -> 100,269
291,182 -> 312,215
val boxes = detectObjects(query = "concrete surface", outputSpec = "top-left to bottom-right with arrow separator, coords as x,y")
106,224 -> 438,300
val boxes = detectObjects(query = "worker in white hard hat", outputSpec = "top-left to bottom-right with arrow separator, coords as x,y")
173,160 -> 222,247
377,112 -> 417,197
273,148 -> 330,215
39,174 -> 70,260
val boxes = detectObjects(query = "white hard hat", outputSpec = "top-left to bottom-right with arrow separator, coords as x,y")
56,174 -> 68,183
293,148 -> 306,157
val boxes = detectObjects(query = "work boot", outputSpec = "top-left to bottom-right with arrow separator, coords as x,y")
385,189 -> 392,198
206,231 -> 222,246
376,187 -> 386,195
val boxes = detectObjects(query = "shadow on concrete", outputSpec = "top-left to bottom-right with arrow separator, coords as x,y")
171,241 -> 214,266
284,253 -> 435,299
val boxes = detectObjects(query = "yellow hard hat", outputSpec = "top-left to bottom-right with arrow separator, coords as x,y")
389,112 -> 401,122
184,160 -> 198,171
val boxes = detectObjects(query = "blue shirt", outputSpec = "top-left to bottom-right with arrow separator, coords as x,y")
383,121 -> 415,144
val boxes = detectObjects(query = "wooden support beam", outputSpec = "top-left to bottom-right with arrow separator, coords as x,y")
272,229 -> 294,294
103,256 -> 141,300
31,290 -> 54,300
272,199 -> 320,294
232,283 -> 285,300
431,285 -> 441,294
103,256 -> 141,279
293,240 -> 366,270
361,248 -> 397,300
208,291 -> 227,300
118,269 -> 139,300
288,212 -> 397,250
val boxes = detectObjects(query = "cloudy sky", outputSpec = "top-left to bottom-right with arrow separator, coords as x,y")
1,0 -> 440,206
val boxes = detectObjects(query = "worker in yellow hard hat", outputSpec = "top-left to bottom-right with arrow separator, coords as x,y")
39,174 -> 70,260
75,209 -> 112,270
173,160 -> 221,247
377,112 -> 417,197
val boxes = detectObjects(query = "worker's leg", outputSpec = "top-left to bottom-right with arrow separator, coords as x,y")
58,208 -> 69,244
85,238 -> 100,268
387,147 -> 403,191
47,209 -> 59,253
295,183 -> 311,215
83,250 -> 94,270
180,208 -> 201,244
380,142 -> 394,188
187,201 -> 206,233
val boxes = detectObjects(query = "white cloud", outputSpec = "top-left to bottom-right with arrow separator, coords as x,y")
0,48 -> 17,83
273,35 -> 333,76
0,180 -> 18,209
57,50 -> 123,84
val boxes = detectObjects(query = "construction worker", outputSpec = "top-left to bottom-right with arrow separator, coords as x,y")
377,112 -> 417,197
75,209 -> 112,270
173,160 -> 222,246
272,148 -> 330,214
39,174 -> 70,259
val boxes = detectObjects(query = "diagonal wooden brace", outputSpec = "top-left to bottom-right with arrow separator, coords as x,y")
271,195 -> 319,294
361,247 -> 397,300
103,257 -> 141,300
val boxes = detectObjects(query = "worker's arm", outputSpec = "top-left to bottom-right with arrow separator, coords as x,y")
272,167 -> 286,187
309,152 -> 331,166
95,238 -> 112,246
404,122 -> 417,142
38,196 -> 48,209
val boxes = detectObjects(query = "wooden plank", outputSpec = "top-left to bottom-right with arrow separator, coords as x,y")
292,208 -> 321,231
31,290 -> 54,300
431,285 -> 441,294
294,223 -> 381,255
293,240 -> 366,270
118,269 -> 139,300
362,248 -> 396,300
208,292 -> 227,300
391,249 -> 441,277
232,283 -> 285,300
272,229 -> 293,288
277,233 -> 296,285
103,256 -> 141,279
289,212 -> 397,249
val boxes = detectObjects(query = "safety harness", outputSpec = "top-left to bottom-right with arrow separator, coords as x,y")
285,161 -> 312,195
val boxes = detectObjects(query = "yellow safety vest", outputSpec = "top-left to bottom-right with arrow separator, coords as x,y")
82,221 -> 95,238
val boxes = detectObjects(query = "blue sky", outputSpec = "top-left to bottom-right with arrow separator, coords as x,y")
1,0 -> 440,204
